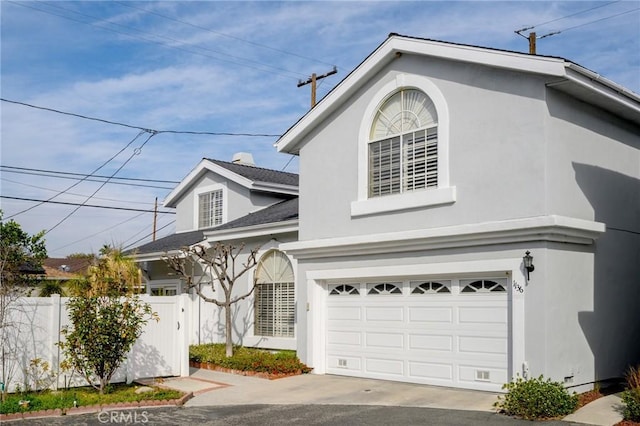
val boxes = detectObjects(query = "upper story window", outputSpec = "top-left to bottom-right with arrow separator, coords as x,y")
198,189 -> 223,228
352,74 -> 455,217
369,89 -> 438,197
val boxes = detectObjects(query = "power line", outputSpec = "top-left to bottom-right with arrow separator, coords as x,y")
51,211 -> 149,252
1,165 -> 180,184
115,1 -> 338,69
0,177 -> 158,205
545,7 -> 640,37
45,132 -> 157,235
1,196 -> 175,214
0,169 -> 174,190
516,1 -> 621,33
5,130 -> 149,219
8,0 -> 307,81
1,98 -> 281,137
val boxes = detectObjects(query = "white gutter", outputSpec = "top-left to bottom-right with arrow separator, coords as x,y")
565,63 -> 640,101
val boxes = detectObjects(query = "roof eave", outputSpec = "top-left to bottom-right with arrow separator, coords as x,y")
276,35 -> 640,153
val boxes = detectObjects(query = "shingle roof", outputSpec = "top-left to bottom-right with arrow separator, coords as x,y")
132,198 -> 298,255
44,258 -> 92,274
131,228 -> 207,255
206,158 -> 299,187
208,197 -> 298,232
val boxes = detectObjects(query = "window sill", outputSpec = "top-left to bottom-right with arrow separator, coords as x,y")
351,186 -> 456,217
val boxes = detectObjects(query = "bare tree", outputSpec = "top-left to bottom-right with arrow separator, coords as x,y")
164,243 -> 260,357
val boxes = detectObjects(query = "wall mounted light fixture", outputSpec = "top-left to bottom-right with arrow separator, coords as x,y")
523,250 -> 535,280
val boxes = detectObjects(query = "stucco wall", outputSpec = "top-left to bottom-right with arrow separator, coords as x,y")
297,54 -> 550,241
542,88 -> 640,382
141,233 -> 299,351
172,171 -> 289,233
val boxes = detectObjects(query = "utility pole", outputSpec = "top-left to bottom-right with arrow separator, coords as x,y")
152,197 -> 158,241
528,32 -> 536,55
297,66 -> 337,108
515,27 -> 538,55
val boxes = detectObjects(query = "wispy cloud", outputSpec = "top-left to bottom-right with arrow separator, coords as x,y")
2,1 -> 638,256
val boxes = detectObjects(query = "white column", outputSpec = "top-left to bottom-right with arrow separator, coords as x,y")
50,294 -> 62,390
178,294 -> 190,377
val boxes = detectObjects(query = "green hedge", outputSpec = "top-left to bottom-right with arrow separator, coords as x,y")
189,344 -> 312,375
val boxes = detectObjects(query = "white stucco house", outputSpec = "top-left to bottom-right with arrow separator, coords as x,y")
133,34 -> 639,393
132,153 -> 300,350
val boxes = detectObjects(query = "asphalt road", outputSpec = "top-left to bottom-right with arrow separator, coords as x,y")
19,405 -> 584,426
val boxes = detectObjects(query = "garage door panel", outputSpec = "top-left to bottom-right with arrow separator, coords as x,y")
365,358 -> 404,376
458,364 -> 508,387
408,306 -> 453,323
327,330 -> 362,346
327,306 -> 362,320
458,335 -> 508,355
365,306 -> 404,321
365,331 -> 404,349
327,355 -> 361,372
408,360 -> 453,380
409,333 -> 453,352
458,306 -> 507,324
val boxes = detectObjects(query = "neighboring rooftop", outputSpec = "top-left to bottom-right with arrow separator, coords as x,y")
207,158 -> 299,187
133,198 -> 299,256
207,197 -> 298,232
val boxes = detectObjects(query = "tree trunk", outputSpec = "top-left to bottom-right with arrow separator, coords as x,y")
225,303 -> 233,357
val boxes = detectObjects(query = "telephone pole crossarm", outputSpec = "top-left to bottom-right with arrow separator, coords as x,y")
297,66 -> 338,107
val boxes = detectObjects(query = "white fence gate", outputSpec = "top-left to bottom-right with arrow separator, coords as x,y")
0,294 -> 189,393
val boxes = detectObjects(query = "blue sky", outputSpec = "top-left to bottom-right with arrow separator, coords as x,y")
1,1 -> 639,257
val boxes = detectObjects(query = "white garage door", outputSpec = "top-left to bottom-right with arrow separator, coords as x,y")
326,278 -> 509,392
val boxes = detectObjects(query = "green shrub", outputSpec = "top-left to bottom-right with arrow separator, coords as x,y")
494,375 -> 579,420
622,365 -> 640,421
622,388 -> 640,421
189,344 -> 311,375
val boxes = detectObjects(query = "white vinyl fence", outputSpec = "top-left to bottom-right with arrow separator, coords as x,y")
0,294 -> 191,393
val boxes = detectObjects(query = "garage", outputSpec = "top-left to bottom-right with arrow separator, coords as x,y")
326,277 -> 509,391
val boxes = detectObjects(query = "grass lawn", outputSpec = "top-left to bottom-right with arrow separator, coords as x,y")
0,383 -> 184,415
189,344 -> 311,375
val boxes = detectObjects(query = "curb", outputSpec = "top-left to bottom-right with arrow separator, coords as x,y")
0,392 -> 193,422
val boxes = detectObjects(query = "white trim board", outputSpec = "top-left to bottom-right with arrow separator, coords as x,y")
282,215 -> 605,259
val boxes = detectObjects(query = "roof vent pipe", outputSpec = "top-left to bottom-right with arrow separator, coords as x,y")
232,152 -> 255,166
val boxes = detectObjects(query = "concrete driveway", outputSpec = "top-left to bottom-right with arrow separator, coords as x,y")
168,368 -> 500,411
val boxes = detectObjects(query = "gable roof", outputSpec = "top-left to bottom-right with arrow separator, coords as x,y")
164,158 -> 298,207
133,198 -> 298,257
207,159 -> 299,186
276,34 -> 640,154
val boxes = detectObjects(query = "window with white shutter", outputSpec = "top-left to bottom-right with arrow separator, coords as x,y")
198,189 -> 223,228
369,89 -> 438,198
254,250 -> 295,338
